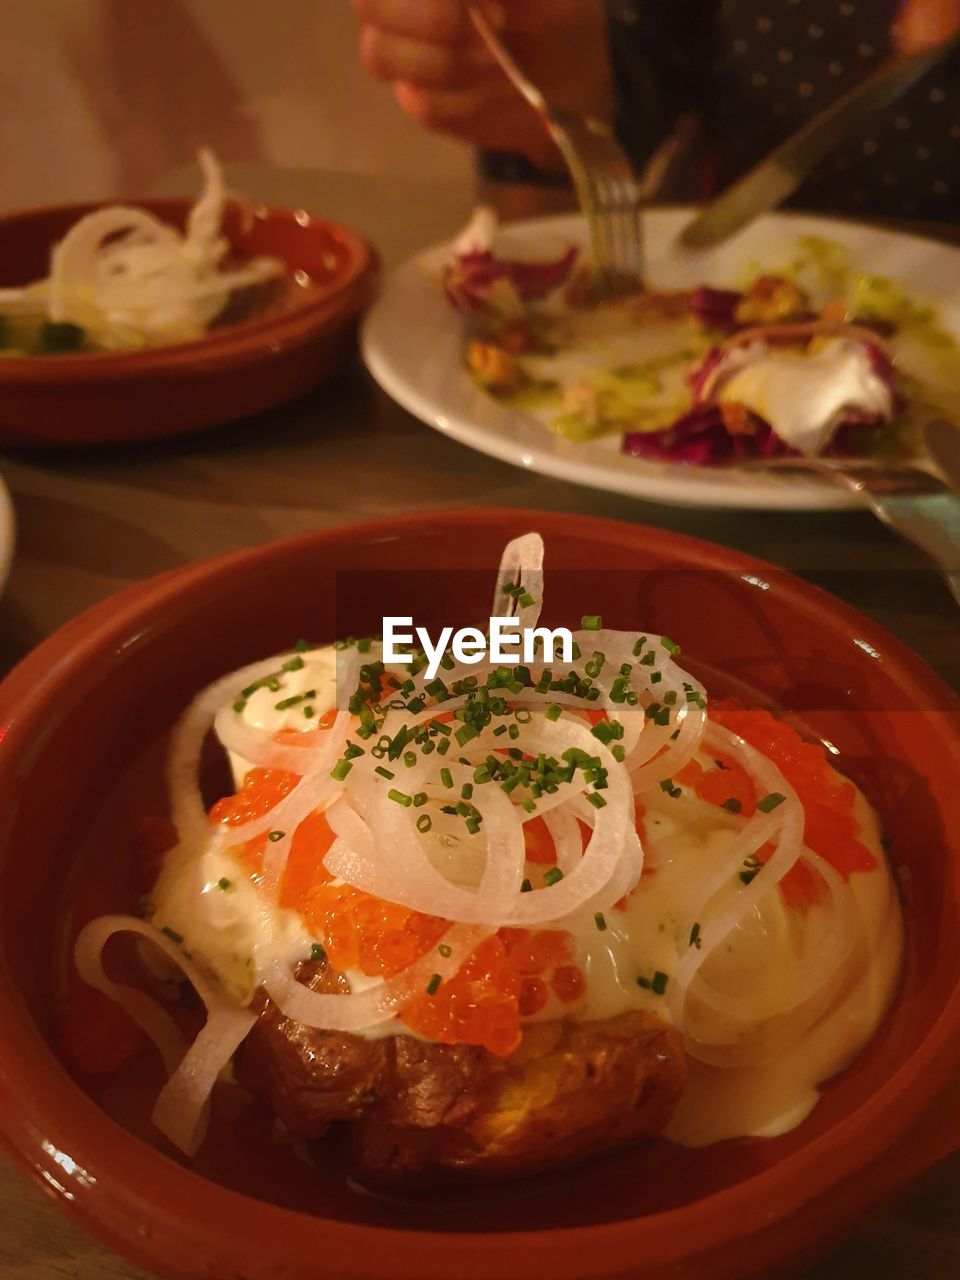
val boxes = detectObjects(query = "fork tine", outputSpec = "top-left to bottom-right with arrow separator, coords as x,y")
595,161 -> 642,286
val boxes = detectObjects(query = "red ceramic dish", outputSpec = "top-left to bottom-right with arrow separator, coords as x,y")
0,508 -> 958,1280
0,197 -> 378,445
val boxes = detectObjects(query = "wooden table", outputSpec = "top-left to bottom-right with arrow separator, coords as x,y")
0,167 -> 957,1279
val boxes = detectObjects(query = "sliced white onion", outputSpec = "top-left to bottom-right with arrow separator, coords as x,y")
73,914 -> 254,1155
491,532 -> 544,630
255,918 -> 490,1032
4,148 -> 283,351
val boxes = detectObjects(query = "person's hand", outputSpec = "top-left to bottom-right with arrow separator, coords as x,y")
352,0 -> 612,169
891,0 -> 960,54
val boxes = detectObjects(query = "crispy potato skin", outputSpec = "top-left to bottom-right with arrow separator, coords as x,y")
236,960 -> 685,1182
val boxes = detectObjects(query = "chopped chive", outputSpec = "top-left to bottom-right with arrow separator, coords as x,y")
660,636 -> 681,656
594,911 -> 607,932
636,975 -> 651,990
721,797 -> 742,814
581,615 -> 603,631
545,703 -> 562,722
461,783 -> 473,800
310,942 -> 326,961
612,745 -> 625,762
268,830 -> 285,842
303,705 -> 316,719
375,765 -> 395,780
388,788 -> 412,807
413,792 -> 428,807
517,591 -> 535,608
426,973 -> 442,996
586,791 -> 607,809
440,767 -> 453,789
330,759 -> 353,781
294,639 -> 310,653
161,926 -> 183,944
520,878 -> 533,893
632,637 -> 647,656
217,877 -> 232,891
543,866 -> 564,886
651,971 -> 669,995
438,943 -> 452,958
416,814 -> 432,833
282,656 -> 305,672
757,792 -> 786,813
232,698 -> 247,713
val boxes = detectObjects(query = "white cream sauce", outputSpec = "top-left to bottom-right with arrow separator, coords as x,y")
709,336 -> 894,455
151,643 -> 903,1147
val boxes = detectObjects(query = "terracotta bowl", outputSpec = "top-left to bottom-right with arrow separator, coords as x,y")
0,197 -> 379,445
0,508 -> 958,1280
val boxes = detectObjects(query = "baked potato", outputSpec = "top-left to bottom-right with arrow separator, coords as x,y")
236,958 -> 685,1183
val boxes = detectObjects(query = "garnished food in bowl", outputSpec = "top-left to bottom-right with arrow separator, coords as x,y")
0,150 -> 283,354
445,210 -> 959,467
71,533 -> 903,1183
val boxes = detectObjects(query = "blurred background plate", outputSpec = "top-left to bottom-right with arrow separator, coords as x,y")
362,208 -> 960,512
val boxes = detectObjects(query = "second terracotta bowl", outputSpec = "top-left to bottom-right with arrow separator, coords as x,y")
0,508 -> 958,1279
0,196 -> 379,445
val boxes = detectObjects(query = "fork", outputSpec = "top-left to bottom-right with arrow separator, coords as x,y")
466,2 -> 644,293
741,454 -> 960,608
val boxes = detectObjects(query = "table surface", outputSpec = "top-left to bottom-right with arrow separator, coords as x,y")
0,166 -> 958,1280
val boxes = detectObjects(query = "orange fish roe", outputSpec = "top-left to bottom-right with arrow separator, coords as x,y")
301,882 -> 447,978
518,976 -> 549,1016
552,965 -> 587,1003
209,768 -> 338,900
676,755 -> 757,816
674,704 -> 877,907
207,772 -> 589,1055
401,935 -> 522,1057
209,767 -> 299,828
278,810 -> 336,910
522,816 -> 557,865
711,705 -> 876,880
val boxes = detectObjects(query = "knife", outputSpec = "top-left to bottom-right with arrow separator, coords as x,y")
678,35 -> 960,251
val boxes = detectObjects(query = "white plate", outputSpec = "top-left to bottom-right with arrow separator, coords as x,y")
362,208 -> 960,511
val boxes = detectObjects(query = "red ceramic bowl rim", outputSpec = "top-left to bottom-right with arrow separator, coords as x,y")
0,196 -> 378,379
0,507 -> 959,1278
